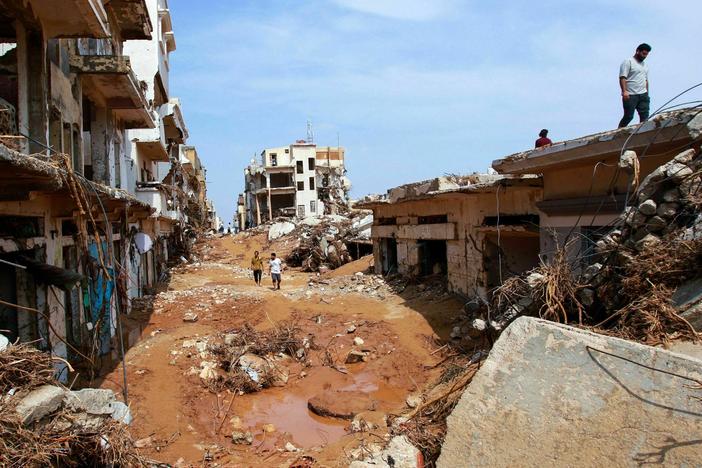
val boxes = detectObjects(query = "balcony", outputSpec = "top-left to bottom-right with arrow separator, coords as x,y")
30,0 -> 110,38
161,99 -> 188,144
132,125 -> 168,162
108,0 -> 153,40
69,44 -> 154,129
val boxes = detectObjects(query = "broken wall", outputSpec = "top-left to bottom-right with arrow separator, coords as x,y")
370,186 -> 541,298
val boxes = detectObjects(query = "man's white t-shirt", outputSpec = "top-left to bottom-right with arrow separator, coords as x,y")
270,258 -> 282,274
619,57 -> 649,95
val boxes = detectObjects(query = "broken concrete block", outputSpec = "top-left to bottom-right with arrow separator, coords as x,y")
437,317 -> 702,467
268,221 -> 296,241
231,430 -> 253,445
666,162 -> 693,182
16,385 -> 66,425
351,436 -> 421,468
345,350 -> 369,364
673,148 -> 696,164
308,391 -> 377,419
182,313 -> 198,322
637,199 -> 657,216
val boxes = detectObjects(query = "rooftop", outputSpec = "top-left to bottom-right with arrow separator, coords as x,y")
493,107 -> 702,174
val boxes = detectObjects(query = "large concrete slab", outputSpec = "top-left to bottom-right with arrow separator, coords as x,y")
438,317 -> 702,467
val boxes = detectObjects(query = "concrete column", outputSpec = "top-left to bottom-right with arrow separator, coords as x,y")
26,28 -> 49,155
15,21 -> 29,153
90,106 -> 109,184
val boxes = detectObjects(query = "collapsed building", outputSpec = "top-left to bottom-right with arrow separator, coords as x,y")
0,0 -> 214,379
361,108 -> 702,300
359,175 -> 543,299
243,142 -> 351,227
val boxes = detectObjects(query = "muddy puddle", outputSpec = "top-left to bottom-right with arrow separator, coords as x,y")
228,364 -> 406,449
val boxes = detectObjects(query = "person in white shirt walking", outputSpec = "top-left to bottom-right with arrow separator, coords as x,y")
269,253 -> 283,290
618,43 -> 652,128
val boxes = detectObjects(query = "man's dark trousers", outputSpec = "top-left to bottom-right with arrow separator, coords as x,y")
619,92 -> 650,127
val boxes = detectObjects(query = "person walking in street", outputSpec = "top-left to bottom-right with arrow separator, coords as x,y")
618,43 -> 652,128
535,129 -> 552,149
269,253 -> 282,290
250,250 -> 263,286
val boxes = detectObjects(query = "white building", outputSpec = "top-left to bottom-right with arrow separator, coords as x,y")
244,142 -> 350,227
122,0 -> 188,298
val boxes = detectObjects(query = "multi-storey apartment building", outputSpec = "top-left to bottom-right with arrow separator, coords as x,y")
243,141 -> 350,227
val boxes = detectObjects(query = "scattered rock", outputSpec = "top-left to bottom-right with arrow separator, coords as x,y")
231,431 -> 253,445
346,325 -> 357,334
353,337 -> 365,346
223,334 -> 238,346
406,394 -> 422,409
345,350 -> 369,364
0,333 -> 8,352
285,442 -> 299,452
308,391 -> 377,419
262,423 -> 276,433
645,215 -> 667,232
183,313 -> 199,323
16,385 -> 66,425
657,202 -> 679,218
666,162 -> 693,182
638,199 -> 657,216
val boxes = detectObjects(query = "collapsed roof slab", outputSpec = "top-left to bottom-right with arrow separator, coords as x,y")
438,317 -> 702,467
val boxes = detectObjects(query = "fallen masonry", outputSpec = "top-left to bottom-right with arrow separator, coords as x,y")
438,317 -> 702,467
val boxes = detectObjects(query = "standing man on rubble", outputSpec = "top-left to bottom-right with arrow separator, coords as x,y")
250,250 -> 263,286
618,43 -> 652,128
269,253 -> 283,290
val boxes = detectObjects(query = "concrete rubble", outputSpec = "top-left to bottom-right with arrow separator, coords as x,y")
472,148 -> 702,341
438,317 -> 702,467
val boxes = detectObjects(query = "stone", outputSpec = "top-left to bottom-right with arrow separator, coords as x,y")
223,334 -> 238,346
673,148 -> 696,164
199,361 -> 219,381
15,385 -> 66,425
350,411 -> 387,432
526,272 -> 544,288
345,350 -> 369,364
656,202 -> 679,218
637,199 -> 657,216
353,337 -> 365,346
262,423 -> 276,433
645,215 -> 667,232
579,288 -> 596,307
231,431 -> 253,445
346,325 -> 357,334
666,162 -> 693,182
672,277 -> 702,332
64,388 -> 117,416
183,313 -> 198,323
135,436 -> 153,448
626,210 -> 647,229
268,222 -> 296,241
437,317 -> 702,467
662,188 -> 681,203
0,333 -> 8,352
581,263 -> 603,283
449,326 -> 462,339
406,394 -> 422,408
308,391 -> 377,419
681,214 -> 702,241
635,233 -> 660,251
618,150 -> 638,172
471,318 -> 487,332
352,436 -> 420,468
285,442 -> 298,452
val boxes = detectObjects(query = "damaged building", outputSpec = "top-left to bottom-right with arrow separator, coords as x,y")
492,107 -> 701,265
359,174 -> 543,299
0,0 -> 214,380
243,142 -> 351,227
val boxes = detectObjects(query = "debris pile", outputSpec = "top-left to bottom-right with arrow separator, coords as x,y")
0,341 -> 147,466
480,148 -> 702,344
243,211 -> 373,272
203,322 -> 313,393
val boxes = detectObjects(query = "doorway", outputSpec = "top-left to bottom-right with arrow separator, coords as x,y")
417,240 -> 447,277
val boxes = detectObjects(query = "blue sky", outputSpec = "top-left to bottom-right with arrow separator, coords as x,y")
168,0 -> 701,224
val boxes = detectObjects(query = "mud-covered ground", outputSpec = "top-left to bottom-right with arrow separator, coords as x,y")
99,233 -> 462,467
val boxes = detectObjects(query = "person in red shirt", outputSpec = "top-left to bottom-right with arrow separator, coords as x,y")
535,129 -> 552,149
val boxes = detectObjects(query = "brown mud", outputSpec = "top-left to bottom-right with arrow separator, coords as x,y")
99,233 -> 461,466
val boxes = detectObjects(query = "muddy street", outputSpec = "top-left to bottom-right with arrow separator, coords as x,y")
98,232 -> 460,466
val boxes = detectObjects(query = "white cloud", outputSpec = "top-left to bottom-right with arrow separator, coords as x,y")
330,0 -> 459,21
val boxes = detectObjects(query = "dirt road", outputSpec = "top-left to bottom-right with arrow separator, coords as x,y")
100,233 -> 460,467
